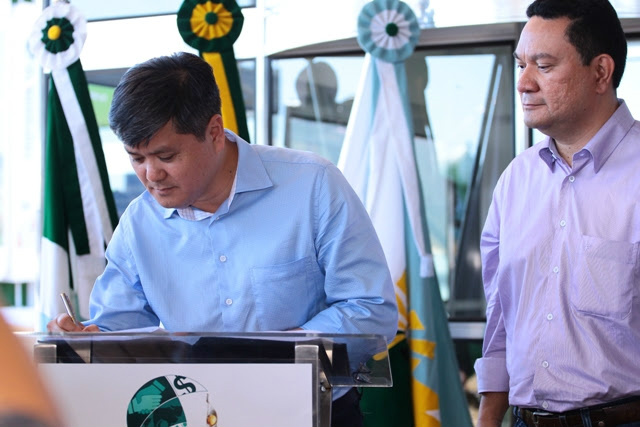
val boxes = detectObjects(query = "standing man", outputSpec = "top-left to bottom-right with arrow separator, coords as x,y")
475,0 -> 640,426
47,52 -> 398,427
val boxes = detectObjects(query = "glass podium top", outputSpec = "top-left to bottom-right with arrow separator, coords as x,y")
17,331 -> 392,388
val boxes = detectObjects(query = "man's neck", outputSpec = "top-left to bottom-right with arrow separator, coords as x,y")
552,96 -> 619,167
194,138 -> 239,213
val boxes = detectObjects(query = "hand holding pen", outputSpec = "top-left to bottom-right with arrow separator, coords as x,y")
45,293 -> 100,333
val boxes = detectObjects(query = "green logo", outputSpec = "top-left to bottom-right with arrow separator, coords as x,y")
127,375 -> 218,427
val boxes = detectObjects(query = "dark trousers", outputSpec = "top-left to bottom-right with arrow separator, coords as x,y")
332,388 -> 363,427
514,416 -> 640,427
513,406 -> 640,427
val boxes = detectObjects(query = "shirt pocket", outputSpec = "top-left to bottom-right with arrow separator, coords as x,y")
251,256 -> 316,330
572,235 -> 639,319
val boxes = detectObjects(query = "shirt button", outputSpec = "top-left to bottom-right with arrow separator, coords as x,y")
542,401 -> 549,409
225,298 -> 233,306
569,176 -> 575,182
542,360 -> 549,368
219,255 -> 227,262
560,220 -> 566,227
547,313 -> 553,320
553,266 -> 559,274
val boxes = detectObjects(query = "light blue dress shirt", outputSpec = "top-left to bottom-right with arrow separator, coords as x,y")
87,131 -> 397,344
475,101 -> 640,412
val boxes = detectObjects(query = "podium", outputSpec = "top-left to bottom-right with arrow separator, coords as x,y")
17,332 -> 392,427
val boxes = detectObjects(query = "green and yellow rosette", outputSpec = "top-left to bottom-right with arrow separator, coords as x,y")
177,0 -> 250,142
28,0 -> 87,71
357,0 -> 419,63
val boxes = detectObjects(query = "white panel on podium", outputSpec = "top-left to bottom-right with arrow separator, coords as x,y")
40,363 -> 312,427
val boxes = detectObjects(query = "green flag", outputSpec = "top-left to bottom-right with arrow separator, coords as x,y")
29,2 -> 118,329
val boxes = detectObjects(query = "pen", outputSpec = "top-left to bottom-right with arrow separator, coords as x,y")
60,292 -> 80,326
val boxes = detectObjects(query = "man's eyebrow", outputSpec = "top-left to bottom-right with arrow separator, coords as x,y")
513,52 -> 557,62
124,147 -> 174,156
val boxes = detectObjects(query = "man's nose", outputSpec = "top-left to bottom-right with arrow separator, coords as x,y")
517,66 -> 538,94
145,162 -> 166,182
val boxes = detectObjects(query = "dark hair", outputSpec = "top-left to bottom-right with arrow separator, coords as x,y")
109,52 -> 222,147
526,0 -> 627,88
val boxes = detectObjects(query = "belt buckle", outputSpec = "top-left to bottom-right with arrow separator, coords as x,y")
531,410 -> 554,427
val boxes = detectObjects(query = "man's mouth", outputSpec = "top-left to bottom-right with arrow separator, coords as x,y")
152,186 -> 174,195
521,98 -> 543,108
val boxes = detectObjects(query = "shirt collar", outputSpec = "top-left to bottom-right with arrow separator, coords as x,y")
226,129 -> 273,194
538,99 -> 635,173
162,129 -> 273,220
538,138 -> 560,170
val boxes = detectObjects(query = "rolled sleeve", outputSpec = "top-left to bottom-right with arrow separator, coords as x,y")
474,356 -> 509,393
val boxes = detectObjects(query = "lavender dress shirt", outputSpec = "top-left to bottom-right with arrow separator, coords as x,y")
475,100 -> 640,412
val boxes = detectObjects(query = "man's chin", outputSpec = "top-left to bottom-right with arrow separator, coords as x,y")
152,196 -> 185,209
523,116 -> 546,131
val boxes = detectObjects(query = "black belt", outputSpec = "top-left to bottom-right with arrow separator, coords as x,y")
516,397 -> 640,427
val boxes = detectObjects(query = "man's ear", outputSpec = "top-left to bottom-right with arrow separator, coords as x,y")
207,114 -> 225,148
592,53 -> 615,94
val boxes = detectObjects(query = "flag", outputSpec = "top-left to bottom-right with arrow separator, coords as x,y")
177,0 -> 250,142
338,1 -> 472,425
28,2 -> 118,330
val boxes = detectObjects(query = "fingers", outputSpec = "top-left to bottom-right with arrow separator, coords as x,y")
82,324 -> 100,332
46,313 -> 87,332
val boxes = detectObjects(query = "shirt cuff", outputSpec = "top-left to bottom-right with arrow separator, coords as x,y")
474,356 -> 509,393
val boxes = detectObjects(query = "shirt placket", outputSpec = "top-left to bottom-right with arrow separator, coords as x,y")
532,164 -> 573,410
